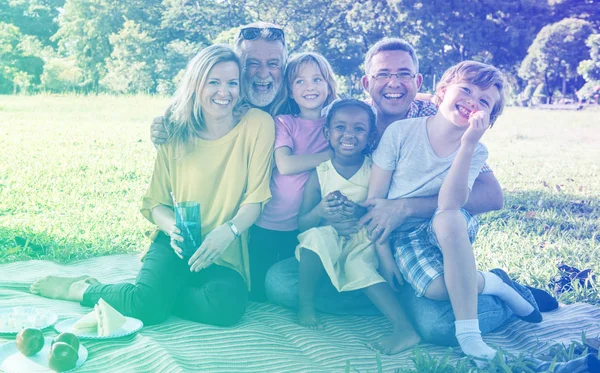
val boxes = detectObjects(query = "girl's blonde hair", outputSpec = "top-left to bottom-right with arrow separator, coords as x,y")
166,44 -> 248,156
433,60 -> 506,126
271,52 -> 338,116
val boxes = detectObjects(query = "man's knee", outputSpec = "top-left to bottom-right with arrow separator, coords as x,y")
265,258 -> 299,308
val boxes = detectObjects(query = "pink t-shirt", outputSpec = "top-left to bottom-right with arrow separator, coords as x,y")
256,114 -> 330,231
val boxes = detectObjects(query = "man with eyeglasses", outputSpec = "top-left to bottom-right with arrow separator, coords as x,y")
150,22 -> 286,143
266,37 -> 557,349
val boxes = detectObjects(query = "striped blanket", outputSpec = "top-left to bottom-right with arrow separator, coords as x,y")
1,255 -> 599,372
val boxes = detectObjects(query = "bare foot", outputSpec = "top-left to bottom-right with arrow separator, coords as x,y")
369,327 -> 421,355
298,304 -> 322,330
30,275 -> 99,302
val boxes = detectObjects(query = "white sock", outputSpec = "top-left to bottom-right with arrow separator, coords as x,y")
480,271 -> 535,317
455,319 -> 496,360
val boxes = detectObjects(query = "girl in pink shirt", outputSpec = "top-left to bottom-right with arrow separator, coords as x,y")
249,52 -> 338,301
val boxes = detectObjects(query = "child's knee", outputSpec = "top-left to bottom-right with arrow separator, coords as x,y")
432,210 -> 469,245
433,209 -> 465,229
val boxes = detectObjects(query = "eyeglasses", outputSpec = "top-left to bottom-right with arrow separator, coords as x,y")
239,27 -> 285,44
371,72 -> 416,83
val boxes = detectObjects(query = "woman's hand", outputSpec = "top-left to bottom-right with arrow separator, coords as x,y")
168,225 -> 185,259
188,224 -> 236,272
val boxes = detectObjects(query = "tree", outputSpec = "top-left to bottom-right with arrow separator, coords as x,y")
0,22 -> 44,93
577,34 -> 600,102
100,20 -> 156,93
518,18 -> 595,100
391,0 -> 553,89
0,0 -> 65,47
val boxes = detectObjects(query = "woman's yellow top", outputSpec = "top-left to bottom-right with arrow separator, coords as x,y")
141,109 -> 275,287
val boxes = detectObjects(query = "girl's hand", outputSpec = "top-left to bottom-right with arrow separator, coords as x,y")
188,224 -> 235,272
168,226 -> 185,259
317,192 -> 345,219
340,199 -> 367,220
379,257 -> 404,291
462,110 -> 490,147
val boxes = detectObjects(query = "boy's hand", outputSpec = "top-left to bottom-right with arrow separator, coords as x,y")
378,257 -> 404,291
462,110 -> 490,147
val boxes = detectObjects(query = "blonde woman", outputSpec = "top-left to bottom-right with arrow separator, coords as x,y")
31,44 -> 275,326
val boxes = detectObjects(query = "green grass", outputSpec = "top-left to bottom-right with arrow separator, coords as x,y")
1,95 -> 599,371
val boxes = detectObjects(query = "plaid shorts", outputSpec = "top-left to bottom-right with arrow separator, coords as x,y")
391,209 -> 479,297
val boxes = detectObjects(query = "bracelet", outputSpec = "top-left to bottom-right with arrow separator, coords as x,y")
226,220 -> 241,239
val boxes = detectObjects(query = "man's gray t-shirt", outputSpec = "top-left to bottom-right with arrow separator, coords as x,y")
372,116 -> 488,231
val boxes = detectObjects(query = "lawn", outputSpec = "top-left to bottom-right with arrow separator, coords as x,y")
1,95 -> 599,304
1,95 -> 600,371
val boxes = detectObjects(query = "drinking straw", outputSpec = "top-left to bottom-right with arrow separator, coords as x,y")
170,192 -> 197,249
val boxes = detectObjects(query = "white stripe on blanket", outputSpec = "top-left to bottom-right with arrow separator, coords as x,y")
1,255 -> 598,372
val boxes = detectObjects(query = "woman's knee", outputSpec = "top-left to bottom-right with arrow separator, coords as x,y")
202,277 -> 249,326
129,288 -> 171,325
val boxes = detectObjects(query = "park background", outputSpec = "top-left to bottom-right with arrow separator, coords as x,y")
1,0 -> 599,103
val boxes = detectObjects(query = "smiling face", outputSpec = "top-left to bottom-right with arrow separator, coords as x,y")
240,39 -> 285,108
324,107 -> 372,158
438,81 -> 500,127
290,62 -> 330,117
199,61 -> 240,121
362,50 -> 422,122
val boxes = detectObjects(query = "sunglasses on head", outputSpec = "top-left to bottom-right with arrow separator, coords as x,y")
239,27 -> 285,43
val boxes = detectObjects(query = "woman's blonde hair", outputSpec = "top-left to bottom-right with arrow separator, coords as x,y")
271,52 -> 338,116
166,44 -> 247,156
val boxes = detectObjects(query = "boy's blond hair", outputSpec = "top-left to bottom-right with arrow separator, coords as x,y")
271,52 -> 338,116
433,61 -> 506,126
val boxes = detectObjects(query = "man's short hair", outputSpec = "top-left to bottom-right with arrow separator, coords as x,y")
234,21 -> 288,65
364,38 -> 419,75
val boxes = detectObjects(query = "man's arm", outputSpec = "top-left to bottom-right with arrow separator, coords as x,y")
359,196 -> 437,243
151,116 -> 170,146
462,171 -> 503,215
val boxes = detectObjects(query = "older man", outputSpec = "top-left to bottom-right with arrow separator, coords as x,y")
265,38 -> 554,348
151,22 -> 286,143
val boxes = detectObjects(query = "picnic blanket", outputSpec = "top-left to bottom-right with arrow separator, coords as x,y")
1,255 -> 599,372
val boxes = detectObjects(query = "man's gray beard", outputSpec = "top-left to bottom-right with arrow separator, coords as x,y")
245,84 -> 280,108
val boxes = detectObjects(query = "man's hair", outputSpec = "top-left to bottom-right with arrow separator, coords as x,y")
434,61 -> 507,126
234,21 -> 288,66
166,44 -> 243,157
364,38 -> 419,74
271,52 -> 338,116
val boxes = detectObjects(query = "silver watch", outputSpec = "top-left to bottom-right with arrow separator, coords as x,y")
226,220 -> 240,238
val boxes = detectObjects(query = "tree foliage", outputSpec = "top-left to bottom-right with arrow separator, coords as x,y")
518,18 -> 595,99
0,0 -> 597,98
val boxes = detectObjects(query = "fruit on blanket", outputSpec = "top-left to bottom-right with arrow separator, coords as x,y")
15,327 -> 44,356
52,332 -> 80,352
48,342 -> 78,372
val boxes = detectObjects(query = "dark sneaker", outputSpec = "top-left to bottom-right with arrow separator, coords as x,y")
490,268 -> 543,323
